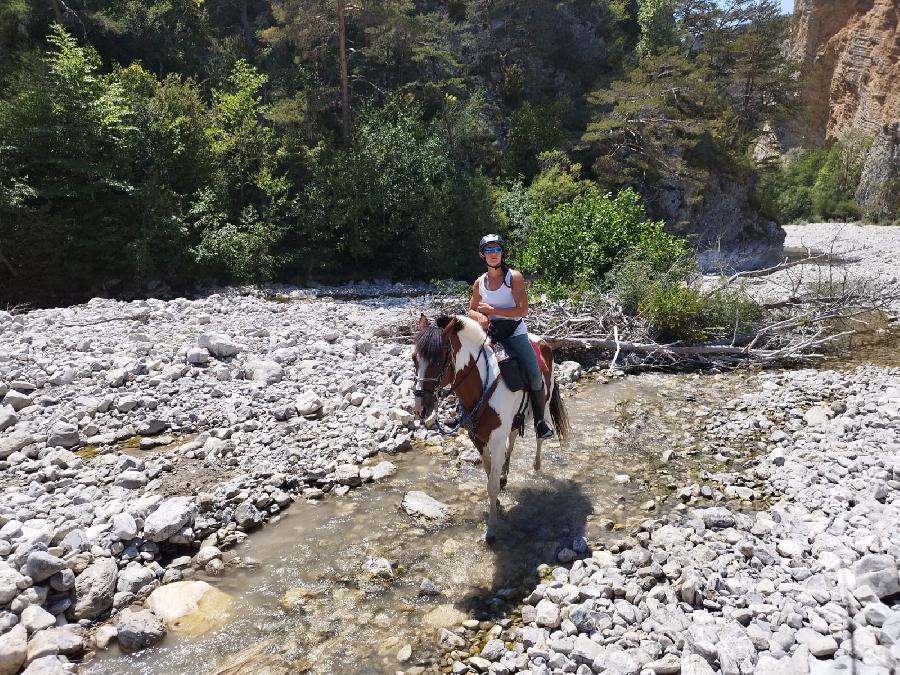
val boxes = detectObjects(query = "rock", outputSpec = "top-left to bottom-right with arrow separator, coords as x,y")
795,627 -> 838,657
698,507 -> 735,529
198,333 -> 241,359
0,405 -> 17,432
370,461 -> 397,481
3,390 -> 32,412
645,654 -> 682,675
334,463 -> 361,487
195,546 -> 222,567
111,513 -> 137,541
0,625 -> 27,675
143,497 -> 196,542
294,390 -> 323,417
0,431 -> 33,459
185,347 -> 210,366
245,359 -> 283,385
25,627 -> 84,660
362,558 -> 394,579
0,565 -> 28,605
397,643 -> 412,662
93,624 -> 117,650
145,580 -> 232,635
852,554 -> 900,599
117,563 -> 155,595
401,491 -> 449,521
47,423 -> 79,449
71,557 -> 117,620
116,608 -> 166,652
803,406 -> 830,426
114,470 -> 148,489
418,578 -> 441,596
438,628 -> 465,649
24,551 -> 66,582
535,598 -> 561,629
21,656 -> 74,675
681,654 -> 717,675
571,635 -> 603,664
234,502 -> 262,529
480,639 -> 505,660
20,606 -> 56,633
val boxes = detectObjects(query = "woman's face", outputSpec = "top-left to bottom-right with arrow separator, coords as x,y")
480,244 -> 503,267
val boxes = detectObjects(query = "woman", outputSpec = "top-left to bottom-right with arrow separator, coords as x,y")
468,234 -> 555,439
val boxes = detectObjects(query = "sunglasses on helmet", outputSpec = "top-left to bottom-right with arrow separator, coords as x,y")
481,245 -> 503,254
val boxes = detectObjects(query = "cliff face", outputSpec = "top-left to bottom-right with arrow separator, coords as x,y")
791,0 -> 900,144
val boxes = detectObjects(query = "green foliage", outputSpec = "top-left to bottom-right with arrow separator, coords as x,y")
503,99 -> 569,180
637,0 -> 676,56
756,133 -> 870,223
515,188 -> 687,297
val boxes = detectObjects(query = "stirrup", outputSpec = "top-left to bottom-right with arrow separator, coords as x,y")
535,420 -> 555,439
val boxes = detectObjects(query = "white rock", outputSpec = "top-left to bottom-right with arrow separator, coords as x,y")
295,390 -> 323,417
0,624 -> 27,675
143,497 -> 196,542
145,580 -> 232,635
198,332 -> 241,358
401,491 -> 449,521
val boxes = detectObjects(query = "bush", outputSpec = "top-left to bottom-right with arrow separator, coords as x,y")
516,187 -> 688,297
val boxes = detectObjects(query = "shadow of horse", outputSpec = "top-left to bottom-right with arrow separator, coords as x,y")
456,478 -> 593,620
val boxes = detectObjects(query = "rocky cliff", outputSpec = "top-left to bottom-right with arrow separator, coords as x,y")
791,0 -> 900,144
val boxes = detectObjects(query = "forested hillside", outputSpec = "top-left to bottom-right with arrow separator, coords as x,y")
0,0 -> 798,305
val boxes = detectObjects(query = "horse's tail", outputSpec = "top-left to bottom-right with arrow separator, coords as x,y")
549,380 -> 571,442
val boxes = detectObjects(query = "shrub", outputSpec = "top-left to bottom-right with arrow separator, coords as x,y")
516,187 -> 687,297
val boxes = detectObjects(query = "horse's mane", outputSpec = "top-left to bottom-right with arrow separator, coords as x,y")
414,315 -> 486,359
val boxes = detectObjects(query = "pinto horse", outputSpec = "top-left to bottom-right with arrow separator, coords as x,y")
412,314 -> 570,542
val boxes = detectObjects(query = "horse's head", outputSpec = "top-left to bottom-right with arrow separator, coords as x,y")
412,314 -> 463,418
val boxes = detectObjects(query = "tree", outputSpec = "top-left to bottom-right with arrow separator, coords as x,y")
637,0 -> 676,56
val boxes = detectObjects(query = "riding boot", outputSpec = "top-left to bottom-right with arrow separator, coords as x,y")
529,388 -> 555,439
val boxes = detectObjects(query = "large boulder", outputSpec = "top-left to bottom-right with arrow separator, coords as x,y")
401,492 -> 450,522
0,564 -> 28,605
0,431 -> 33,459
47,422 -> 79,449
295,390 -> 323,417
0,405 -> 16,432
71,557 -> 117,620
244,359 -> 283,386
145,580 -> 232,635
143,497 -> 196,542
852,554 -> 900,599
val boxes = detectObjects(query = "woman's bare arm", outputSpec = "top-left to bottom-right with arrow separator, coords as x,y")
468,280 -> 490,329
477,270 -> 528,319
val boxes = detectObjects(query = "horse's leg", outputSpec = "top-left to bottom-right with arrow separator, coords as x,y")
485,437 -> 507,544
501,430 -> 517,490
534,383 -> 551,471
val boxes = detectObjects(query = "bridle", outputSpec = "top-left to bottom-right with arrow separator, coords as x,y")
415,334 -> 494,436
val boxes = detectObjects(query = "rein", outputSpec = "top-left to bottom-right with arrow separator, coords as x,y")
420,336 -> 496,437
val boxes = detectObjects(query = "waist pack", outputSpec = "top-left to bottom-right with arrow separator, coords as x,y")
487,318 -> 522,341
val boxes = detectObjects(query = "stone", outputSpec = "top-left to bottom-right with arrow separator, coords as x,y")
803,406 -> 830,426
0,625 -> 27,675
0,431 -> 33,459
852,554 -> 900,599
111,513 -> 137,541
186,347 -> 210,366
370,461 -> 397,481
681,654 -> 717,675
795,627 -> 838,657
234,502 -> 262,529
245,359 -> 283,385
145,580 -> 232,635
143,497 -> 196,542
334,464 -> 361,487
25,627 -> 84,660
362,558 -> 394,579
3,390 -> 32,412
195,546 -> 222,567
24,551 -> 66,583
571,635 -> 603,664
535,599 -> 561,629
47,423 -> 79,449
117,563 -> 155,595
20,605 -> 56,633
93,624 -> 117,650
480,639 -> 505,660
295,390 -> 323,417
698,507 -> 735,529
198,333 -> 241,359
0,405 -> 17,432
401,491 -> 449,521
114,470 -> 148,489
0,565 -> 27,605
116,608 -> 166,652
71,557 -> 117,620
644,654 -> 682,675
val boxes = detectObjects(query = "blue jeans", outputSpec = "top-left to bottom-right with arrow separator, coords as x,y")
501,333 -> 543,391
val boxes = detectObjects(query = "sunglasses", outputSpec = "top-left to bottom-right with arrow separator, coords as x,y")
481,245 -> 503,254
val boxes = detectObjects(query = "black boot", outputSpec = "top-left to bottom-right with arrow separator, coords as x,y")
529,388 -> 555,439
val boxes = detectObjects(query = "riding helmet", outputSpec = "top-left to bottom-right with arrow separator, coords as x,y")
479,234 -> 505,251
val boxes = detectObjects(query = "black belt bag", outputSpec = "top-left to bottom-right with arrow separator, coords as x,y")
488,318 -> 523,341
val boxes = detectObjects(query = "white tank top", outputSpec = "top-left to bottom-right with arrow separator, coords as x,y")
479,270 -> 527,337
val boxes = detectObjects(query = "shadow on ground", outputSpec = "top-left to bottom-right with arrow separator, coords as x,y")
457,478 -> 592,619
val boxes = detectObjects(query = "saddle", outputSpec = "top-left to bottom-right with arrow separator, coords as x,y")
489,340 -> 543,393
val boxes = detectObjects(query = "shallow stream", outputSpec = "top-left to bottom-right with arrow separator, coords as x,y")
80,374 -> 758,675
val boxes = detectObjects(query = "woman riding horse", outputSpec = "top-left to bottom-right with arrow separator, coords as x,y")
467,234 -> 555,440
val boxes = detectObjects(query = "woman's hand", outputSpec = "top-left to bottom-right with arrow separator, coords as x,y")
476,302 -> 495,315
473,312 -> 490,331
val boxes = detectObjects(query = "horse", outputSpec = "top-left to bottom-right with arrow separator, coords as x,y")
412,314 -> 570,543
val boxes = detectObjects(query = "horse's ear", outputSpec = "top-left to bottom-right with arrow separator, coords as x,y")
435,315 -> 452,330
454,318 -> 464,333
417,313 -> 429,331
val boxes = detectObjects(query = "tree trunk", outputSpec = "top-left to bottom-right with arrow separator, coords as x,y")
48,0 -> 63,23
337,0 -> 351,145
239,0 -> 254,49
